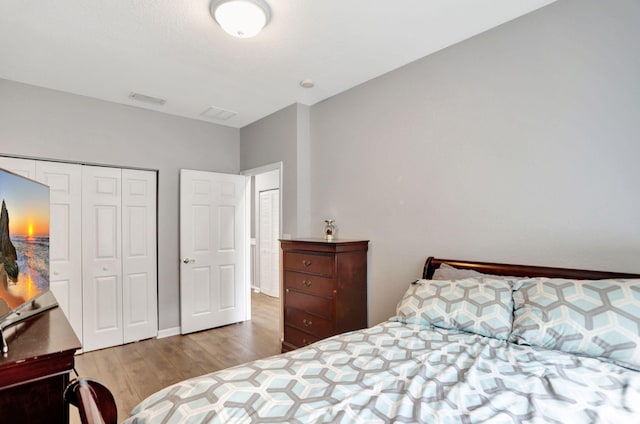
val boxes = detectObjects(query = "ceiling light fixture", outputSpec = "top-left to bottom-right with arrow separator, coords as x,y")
299,79 -> 315,88
211,0 -> 271,38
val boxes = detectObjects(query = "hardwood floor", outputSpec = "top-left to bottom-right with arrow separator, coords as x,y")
70,292 -> 281,423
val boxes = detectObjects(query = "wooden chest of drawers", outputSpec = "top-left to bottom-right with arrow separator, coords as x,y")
280,238 -> 368,352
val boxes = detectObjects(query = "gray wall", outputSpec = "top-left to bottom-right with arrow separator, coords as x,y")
240,104 -> 300,236
0,78 -> 240,331
310,0 -> 640,325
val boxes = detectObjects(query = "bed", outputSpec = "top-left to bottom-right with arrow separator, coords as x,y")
124,257 -> 640,423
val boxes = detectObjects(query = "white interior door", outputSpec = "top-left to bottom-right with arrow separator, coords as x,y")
122,169 -> 157,343
258,189 -> 280,298
82,165 -> 123,351
180,169 -> 249,334
35,161 -> 83,340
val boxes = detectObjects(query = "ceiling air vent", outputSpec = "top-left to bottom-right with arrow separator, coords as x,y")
128,92 -> 166,106
200,106 -> 237,121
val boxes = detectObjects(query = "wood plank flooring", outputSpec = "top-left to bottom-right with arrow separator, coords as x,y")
70,292 -> 280,423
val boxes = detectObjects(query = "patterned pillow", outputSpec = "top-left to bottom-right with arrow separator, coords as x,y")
511,278 -> 640,368
394,278 -> 514,340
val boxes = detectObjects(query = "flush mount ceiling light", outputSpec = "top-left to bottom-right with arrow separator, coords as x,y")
299,79 -> 315,88
211,0 -> 271,38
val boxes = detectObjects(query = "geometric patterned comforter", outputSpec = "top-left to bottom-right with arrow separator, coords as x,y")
123,321 -> 640,423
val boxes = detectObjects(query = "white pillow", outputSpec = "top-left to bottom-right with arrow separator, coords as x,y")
432,263 -> 516,281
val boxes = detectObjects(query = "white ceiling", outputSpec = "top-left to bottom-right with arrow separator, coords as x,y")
0,0 -> 556,128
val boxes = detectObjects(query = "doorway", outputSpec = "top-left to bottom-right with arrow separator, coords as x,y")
178,164 -> 281,334
242,163 -> 283,326
256,173 -> 280,298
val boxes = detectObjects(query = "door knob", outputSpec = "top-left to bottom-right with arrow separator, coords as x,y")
183,258 -> 195,264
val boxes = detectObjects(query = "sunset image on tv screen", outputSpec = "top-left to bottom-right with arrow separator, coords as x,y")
0,168 -> 49,318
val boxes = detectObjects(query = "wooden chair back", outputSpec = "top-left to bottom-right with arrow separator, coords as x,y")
64,377 -> 117,424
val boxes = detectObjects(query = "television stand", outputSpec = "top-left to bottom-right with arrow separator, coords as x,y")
0,301 -> 81,423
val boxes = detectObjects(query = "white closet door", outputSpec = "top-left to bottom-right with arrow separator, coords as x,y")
0,156 -> 36,178
1,157 -> 83,342
258,189 -> 280,298
122,169 -> 157,343
82,165 -> 123,351
35,161 -> 83,340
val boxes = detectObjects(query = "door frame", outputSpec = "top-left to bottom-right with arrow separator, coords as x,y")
241,162 -> 283,304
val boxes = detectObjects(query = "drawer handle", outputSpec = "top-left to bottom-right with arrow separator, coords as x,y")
303,319 -> 313,328
302,260 -> 312,267
303,280 -> 312,288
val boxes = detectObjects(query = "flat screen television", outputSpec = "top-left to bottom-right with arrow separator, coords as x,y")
0,167 -> 52,342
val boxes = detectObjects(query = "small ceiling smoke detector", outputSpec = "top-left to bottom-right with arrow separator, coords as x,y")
200,106 -> 238,121
128,92 -> 166,106
299,79 -> 315,88
211,0 -> 271,38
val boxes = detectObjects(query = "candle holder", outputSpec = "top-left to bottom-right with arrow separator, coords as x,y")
323,219 -> 335,241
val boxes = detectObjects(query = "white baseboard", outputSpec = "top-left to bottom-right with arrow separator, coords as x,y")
157,326 -> 181,339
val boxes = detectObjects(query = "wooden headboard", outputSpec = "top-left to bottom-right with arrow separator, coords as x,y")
423,257 -> 640,280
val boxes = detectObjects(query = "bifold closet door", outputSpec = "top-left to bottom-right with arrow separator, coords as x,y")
35,161 -> 83,341
0,157 -> 83,341
0,156 -> 157,351
0,156 -> 36,179
82,166 -> 123,351
83,166 -> 157,351
122,169 -> 157,343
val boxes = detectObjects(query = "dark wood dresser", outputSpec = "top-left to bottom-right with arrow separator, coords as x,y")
281,238 -> 368,352
0,306 -> 81,423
